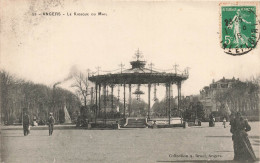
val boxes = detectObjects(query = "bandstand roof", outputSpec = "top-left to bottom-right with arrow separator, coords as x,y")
88,51 -> 189,85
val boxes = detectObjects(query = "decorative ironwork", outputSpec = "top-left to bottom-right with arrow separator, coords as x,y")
173,63 -> 179,74
117,85 -> 120,102
134,48 -> 143,61
148,62 -> 154,73
133,84 -> 144,101
119,63 -> 125,73
153,84 -> 158,101
96,66 -> 101,75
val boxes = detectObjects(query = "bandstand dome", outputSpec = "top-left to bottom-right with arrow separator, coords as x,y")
88,52 -> 188,85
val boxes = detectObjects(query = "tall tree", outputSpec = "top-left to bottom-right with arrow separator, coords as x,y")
0,70 -> 15,123
0,70 -> 81,124
72,72 -> 90,108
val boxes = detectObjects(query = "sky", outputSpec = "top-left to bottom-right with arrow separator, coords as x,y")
1,0 -> 260,101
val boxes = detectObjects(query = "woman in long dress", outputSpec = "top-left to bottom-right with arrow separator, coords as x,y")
230,112 -> 256,161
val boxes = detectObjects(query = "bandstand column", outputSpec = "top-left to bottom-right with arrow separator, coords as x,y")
103,84 -> 107,124
177,81 -> 182,115
165,84 -> 168,117
111,85 -> 114,110
168,83 -> 171,125
123,83 -> 126,118
128,84 -> 131,117
98,84 -> 101,117
148,83 -> 151,120
95,83 -> 98,123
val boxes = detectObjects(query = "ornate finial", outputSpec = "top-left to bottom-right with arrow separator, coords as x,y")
133,84 -> 144,101
96,66 -> 101,75
87,69 -> 91,77
148,62 -> 154,72
173,63 -> 179,74
118,62 -> 125,73
135,48 -> 143,61
185,67 -> 190,75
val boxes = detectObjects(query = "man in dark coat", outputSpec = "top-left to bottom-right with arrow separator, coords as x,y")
48,113 -> 55,136
23,112 -> 30,136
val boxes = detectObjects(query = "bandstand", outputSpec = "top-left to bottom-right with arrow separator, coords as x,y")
88,49 -> 189,126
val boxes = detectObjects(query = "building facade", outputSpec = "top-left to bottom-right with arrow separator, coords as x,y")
200,77 -> 259,117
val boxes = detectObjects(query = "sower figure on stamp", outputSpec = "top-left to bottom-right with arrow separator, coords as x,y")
230,112 -> 256,161
23,111 -> 30,136
228,9 -> 251,46
48,112 -> 55,136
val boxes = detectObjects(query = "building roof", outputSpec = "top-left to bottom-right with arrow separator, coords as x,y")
215,77 -> 237,83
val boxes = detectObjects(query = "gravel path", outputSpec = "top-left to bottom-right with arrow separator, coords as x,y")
1,122 -> 259,163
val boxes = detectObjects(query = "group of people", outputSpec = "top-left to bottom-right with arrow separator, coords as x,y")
22,112 -> 55,136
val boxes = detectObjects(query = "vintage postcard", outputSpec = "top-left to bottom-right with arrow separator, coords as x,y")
1,1 -> 260,163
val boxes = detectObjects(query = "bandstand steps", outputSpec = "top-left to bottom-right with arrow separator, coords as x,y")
124,118 -> 147,128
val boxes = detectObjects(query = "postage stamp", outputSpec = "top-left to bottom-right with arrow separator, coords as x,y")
220,2 -> 260,55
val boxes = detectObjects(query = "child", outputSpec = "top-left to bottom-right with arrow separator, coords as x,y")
223,118 -> 226,128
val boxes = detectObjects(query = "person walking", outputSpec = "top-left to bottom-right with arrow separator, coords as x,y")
48,113 -> 55,136
230,112 -> 256,161
209,114 -> 215,127
23,112 -> 30,136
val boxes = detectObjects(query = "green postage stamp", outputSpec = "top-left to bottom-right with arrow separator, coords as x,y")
220,2 -> 260,55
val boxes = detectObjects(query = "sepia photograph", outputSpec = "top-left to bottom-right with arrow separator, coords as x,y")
0,0 -> 260,162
